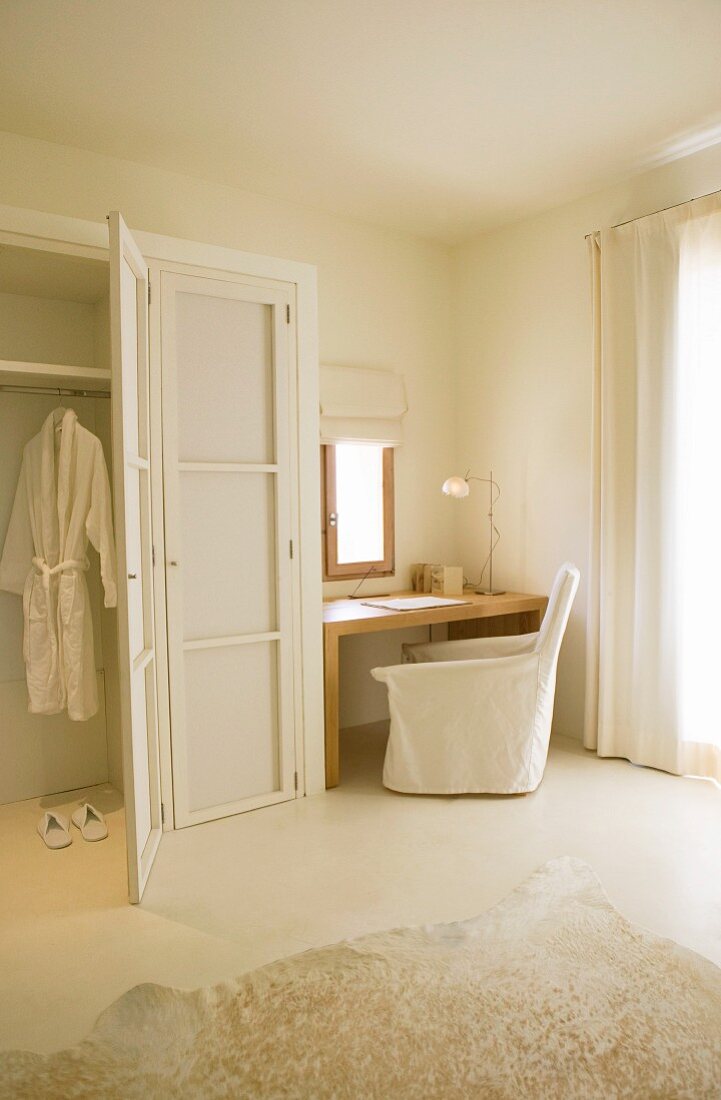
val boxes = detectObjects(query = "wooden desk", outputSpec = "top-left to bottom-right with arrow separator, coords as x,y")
323,590 -> 548,788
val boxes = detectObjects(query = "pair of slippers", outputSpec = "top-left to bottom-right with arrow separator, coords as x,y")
37,803 -> 108,849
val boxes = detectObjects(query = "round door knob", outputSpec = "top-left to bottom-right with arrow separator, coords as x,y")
127,572 -> 137,579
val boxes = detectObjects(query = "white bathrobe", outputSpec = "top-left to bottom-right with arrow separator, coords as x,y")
0,407 -> 117,720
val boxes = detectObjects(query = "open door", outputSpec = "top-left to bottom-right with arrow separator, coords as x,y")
109,212 -> 162,902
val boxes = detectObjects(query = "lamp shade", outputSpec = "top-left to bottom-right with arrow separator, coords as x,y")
442,475 -> 470,499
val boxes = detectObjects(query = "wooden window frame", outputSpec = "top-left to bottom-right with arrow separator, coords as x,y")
322,444 -> 395,580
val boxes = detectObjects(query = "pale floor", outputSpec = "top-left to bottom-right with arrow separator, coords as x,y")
1,726 -> 719,1054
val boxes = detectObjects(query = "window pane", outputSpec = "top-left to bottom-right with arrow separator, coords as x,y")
335,444 -> 384,564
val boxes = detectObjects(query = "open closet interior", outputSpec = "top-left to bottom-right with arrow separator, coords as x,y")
0,241 -> 125,889
0,203 -> 321,909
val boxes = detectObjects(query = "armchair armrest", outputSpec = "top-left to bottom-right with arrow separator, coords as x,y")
402,632 -> 539,664
372,649 -> 540,687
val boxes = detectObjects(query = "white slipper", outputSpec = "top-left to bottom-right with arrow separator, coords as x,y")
37,811 -> 72,850
71,803 -> 108,842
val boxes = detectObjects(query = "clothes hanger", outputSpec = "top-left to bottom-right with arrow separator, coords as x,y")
54,388 -> 66,432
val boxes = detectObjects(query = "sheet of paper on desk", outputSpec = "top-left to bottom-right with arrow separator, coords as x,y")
361,596 -> 471,611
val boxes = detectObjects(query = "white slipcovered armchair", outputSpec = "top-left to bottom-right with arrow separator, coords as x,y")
371,563 -> 580,795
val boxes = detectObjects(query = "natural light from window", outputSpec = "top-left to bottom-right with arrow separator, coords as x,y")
676,216 -> 721,757
335,443 -> 384,564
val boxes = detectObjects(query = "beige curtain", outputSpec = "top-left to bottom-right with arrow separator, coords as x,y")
584,193 -> 721,784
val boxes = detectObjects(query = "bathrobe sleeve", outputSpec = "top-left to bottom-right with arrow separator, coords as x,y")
86,440 -> 117,608
0,451 -> 34,596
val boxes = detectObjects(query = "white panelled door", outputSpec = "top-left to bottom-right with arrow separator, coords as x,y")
109,212 -> 163,901
161,271 -> 298,827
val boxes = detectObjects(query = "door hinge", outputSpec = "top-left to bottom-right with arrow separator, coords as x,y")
161,802 -> 165,824
152,544 -> 156,567
289,539 -> 294,559
294,771 -> 298,791
148,280 -> 151,305
286,304 -> 290,324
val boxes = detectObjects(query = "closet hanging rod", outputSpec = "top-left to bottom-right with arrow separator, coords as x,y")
0,384 -> 111,399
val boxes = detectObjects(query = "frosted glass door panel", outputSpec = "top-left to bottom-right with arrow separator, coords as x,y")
176,293 -> 274,464
180,471 -> 277,640
184,643 -> 279,812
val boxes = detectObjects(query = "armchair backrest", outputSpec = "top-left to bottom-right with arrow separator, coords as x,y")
534,562 -> 580,675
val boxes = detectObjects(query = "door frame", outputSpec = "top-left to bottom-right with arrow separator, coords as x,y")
0,203 -> 325,833
141,235 -> 323,820
157,266 -> 300,827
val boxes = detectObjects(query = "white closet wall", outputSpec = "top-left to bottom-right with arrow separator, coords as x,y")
0,251 -> 122,804
0,393 -> 108,803
0,293 -> 96,366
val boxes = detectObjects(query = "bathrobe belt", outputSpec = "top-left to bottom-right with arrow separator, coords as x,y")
32,557 -> 88,589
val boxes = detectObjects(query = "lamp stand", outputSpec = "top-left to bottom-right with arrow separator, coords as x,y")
474,469 -> 505,596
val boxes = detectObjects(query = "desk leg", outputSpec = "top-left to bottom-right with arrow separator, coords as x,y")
324,631 -> 340,788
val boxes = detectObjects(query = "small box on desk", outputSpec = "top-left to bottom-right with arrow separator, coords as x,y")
430,565 -> 464,596
411,567 -> 433,594
410,562 -> 464,596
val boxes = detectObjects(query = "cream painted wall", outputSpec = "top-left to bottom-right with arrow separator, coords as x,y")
0,131 -> 457,728
453,142 -> 721,739
5,127 -> 717,742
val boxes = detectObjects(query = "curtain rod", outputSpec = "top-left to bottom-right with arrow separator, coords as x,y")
0,384 -> 111,399
584,184 -> 721,239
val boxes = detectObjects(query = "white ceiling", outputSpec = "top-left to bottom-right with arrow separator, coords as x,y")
2,0 -> 721,242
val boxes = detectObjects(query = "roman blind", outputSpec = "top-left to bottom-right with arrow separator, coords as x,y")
320,365 -> 407,446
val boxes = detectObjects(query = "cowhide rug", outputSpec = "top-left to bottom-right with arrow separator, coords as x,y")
1,857 -> 719,1099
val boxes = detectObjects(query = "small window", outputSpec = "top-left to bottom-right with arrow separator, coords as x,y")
322,443 -> 395,580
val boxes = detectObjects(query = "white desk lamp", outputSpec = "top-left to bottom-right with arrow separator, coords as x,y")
442,470 -> 505,595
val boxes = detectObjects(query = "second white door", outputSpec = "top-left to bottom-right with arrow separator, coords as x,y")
109,212 -> 163,900
161,270 -> 298,827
